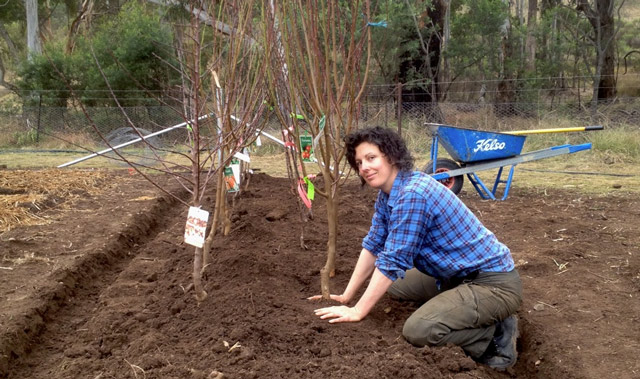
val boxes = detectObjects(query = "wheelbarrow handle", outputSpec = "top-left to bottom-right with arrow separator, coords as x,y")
506,125 -> 603,135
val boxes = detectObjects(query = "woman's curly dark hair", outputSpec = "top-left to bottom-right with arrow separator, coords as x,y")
345,126 -> 414,174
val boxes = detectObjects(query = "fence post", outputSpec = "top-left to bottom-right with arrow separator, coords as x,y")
396,82 -> 403,136
384,99 -> 388,127
36,92 -> 42,143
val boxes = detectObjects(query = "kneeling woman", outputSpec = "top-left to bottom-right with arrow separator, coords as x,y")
309,126 -> 522,370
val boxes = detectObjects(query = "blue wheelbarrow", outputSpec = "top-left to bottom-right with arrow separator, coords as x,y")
424,123 -> 603,200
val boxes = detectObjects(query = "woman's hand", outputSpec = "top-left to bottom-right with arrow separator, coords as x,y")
313,305 -> 363,323
307,293 -> 350,304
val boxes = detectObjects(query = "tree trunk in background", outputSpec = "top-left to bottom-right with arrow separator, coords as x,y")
66,0 -> 95,54
496,0 -> 516,116
577,0 -> 617,102
516,0 -> 525,64
525,0 -> 538,72
0,22 -> 19,63
25,0 -> 42,59
399,0 -> 446,104
438,0 -> 451,101
0,22 -> 18,90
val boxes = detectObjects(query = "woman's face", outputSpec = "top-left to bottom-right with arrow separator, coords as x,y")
354,142 -> 399,194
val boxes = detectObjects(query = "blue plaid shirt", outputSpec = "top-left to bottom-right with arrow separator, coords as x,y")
362,171 -> 514,282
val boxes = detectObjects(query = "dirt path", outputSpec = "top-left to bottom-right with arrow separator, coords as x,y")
1,172 -> 639,378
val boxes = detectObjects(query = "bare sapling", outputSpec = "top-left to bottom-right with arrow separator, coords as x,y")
265,0 -> 373,299
260,2 -> 314,250
54,0 -> 269,302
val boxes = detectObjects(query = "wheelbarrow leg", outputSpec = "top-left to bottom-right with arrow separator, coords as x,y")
430,135 -> 439,172
467,173 -> 495,200
492,165 -> 517,201
466,164 -> 517,201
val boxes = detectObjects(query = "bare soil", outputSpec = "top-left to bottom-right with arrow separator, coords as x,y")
1,170 -> 639,378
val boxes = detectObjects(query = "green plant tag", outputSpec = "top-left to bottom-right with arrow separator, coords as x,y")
304,177 -> 315,200
224,165 -> 239,192
300,135 -> 314,162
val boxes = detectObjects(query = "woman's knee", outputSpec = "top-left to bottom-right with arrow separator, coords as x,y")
402,314 -> 447,347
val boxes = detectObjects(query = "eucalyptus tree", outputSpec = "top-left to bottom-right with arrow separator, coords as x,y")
25,0 -> 42,58
576,0 -> 623,104
0,1 -> 23,88
368,0 -> 450,102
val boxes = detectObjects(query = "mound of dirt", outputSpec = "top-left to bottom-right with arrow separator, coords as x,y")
1,171 -> 639,378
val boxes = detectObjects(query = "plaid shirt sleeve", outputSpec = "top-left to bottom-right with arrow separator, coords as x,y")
362,194 -> 388,256
374,190 -> 431,281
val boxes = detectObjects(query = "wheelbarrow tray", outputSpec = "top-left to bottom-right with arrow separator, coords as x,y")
428,124 -> 526,163
430,143 -> 593,181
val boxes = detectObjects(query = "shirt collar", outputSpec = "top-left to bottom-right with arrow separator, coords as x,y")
386,170 -> 410,208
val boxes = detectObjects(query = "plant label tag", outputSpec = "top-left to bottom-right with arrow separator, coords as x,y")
233,150 -> 251,163
300,135 -> 314,162
224,158 -> 241,193
184,206 -> 209,248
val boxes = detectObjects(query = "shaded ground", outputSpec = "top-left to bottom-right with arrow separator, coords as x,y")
1,170 -> 639,378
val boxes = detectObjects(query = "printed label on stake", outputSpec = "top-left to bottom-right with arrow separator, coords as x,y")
184,207 -> 209,248
300,135 -> 314,162
224,159 -> 240,193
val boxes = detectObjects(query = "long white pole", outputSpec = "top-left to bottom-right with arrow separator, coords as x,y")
57,114 -> 213,168
58,114 -> 286,168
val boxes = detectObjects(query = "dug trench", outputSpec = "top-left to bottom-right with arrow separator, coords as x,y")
0,174 -> 190,376
2,172 -> 639,378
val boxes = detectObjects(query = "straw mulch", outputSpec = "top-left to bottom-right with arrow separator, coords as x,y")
0,169 -> 112,233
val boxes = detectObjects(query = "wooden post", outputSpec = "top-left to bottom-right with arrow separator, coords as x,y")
396,82 -> 403,136
36,93 -> 42,143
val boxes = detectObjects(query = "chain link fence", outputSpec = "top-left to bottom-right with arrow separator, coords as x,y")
1,89 -> 639,153
358,97 -> 640,132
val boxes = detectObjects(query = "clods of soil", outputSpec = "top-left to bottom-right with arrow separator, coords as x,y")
1,171 -> 639,378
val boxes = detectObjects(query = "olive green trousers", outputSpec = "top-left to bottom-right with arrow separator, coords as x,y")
388,269 -> 523,358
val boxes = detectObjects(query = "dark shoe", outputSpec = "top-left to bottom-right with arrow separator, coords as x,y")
480,315 -> 519,370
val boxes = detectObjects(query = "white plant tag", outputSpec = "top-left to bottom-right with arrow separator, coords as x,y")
184,207 -> 209,248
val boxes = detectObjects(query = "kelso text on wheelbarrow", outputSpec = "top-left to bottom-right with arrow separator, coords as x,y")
473,139 -> 506,153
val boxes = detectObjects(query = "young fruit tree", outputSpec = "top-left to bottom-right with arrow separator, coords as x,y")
264,0 -> 374,299
57,0 -> 270,302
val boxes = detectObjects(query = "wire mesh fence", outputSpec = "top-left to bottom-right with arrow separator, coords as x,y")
357,97 -> 640,131
1,90 -> 639,153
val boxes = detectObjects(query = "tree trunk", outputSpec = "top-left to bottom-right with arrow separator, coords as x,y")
595,1 -> 616,100
525,0 -> 538,72
192,246 -> 207,302
0,55 -> 18,91
577,0 -> 617,103
0,22 -> 19,63
202,169 -> 226,272
399,0 -> 446,103
320,180 -> 339,300
66,0 -> 94,54
496,0 -> 516,115
25,0 -> 42,59
438,0 -> 451,101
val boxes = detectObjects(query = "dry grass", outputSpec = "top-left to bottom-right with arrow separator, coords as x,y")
0,137 -> 637,235
617,71 -> 640,97
0,169 -> 112,232
464,153 -> 640,197
249,148 -> 640,197
2,252 -> 53,266
621,2 -> 640,20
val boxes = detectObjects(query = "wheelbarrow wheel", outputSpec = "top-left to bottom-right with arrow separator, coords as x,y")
423,158 -> 464,195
